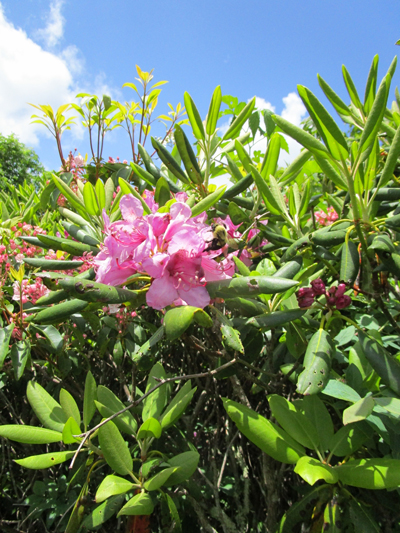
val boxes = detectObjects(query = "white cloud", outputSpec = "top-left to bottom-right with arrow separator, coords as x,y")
0,4 -> 74,145
279,92 -> 307,166
35,0 -> 65,49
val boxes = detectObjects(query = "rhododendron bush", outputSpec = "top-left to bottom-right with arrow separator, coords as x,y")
2,59 -> 400,532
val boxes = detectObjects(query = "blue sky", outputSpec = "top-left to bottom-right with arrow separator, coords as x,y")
0,0 -> 399,173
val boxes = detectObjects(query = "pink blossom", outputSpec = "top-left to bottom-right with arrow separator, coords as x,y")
314,207 -> 339,227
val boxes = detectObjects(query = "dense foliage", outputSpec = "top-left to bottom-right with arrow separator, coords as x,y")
2,59 -> 400,532
0,133 -> 45,189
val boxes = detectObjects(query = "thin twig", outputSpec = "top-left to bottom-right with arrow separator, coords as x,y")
69,357 -> 239,469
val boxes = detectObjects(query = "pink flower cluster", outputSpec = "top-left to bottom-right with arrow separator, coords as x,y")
12,278 -> 49,305
314,207 -> 338,226
94,192 -> 235,310
1,224 -> 46,272
297,279 -> 351,310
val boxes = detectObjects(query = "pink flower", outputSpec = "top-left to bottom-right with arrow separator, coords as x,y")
314,207 -> 339,227
311,278 -> 326,296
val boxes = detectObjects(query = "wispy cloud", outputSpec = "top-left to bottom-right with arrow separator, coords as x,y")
35,0 -> 65,49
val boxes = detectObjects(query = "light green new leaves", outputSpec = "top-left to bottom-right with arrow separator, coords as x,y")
183,92 -> 205,141
137,417 -> 162,439
343,395 -> 374,425
27,381 -> 68,433
98,420 -> 133,476
223,398 -> 305,464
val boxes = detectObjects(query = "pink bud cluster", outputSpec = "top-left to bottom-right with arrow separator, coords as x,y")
12,278 -> 50,305
297,279 -> 351,310
102,305 -> 137,334
94,191 -> 236,310
314,207 -> 338,226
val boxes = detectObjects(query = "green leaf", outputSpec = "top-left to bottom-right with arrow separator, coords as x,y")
173,124 -> 202,184
27,381 -> 68,432
144,467 -> 178,491
98,420 -> 133,475
30,298 -> 89,325
96,475 -> 135,503
164,306 -> 213,341
15,451 -> 75,469
0,425 -> 62,444
137,417 -> 162,439
142,362 -> 168,421
318,74 -> 352,119
302,395 -> 334,452
151,137 -> 189,185
160,380 -> 197,429
223,398 -> 305,464
328,423 -> 368,457
184,92 -> 205,141
260,132 -> 281,178
223,97 -> 256,140
377,122 -> 400,188
221,324 -> 244,353
279,150 -> 311,186
30,325 -> 63,352
269,395 -> 319,450
340,240 -> 359,284
154,176 -> 170,207
206,86 -> 222,135
349,499 -> 381,533
83,371 -> 97,430
62,417 -> 82,444
313,155 -> 348,189
272,114 -> 331,160
342,65 -> 364,111
343,395 -> 374,425
364,55 -> 379,114
297,329 -> 333,395
322,379 -> 361,402
250,164 -> 282,215
105,177 -> 115,211
118,492 -> 154,516
83,182 -> 100,216
96,385 -> 137,434
359,331 -> 400,396
207,276 -> 298,299
335,458 -> 400,489
234,309 -> 306,329
358,62 -> 395,159
58,278 -> 146,306
82,494 -> 125,530
374,396 -> 400,417
190,186 -> 227,217
294,456 -> 338,486
234,139 -> 253,174
297,85 -> 349,160
10,340 -> 30,380
52,174 -> 88,218
165,451 -> 200,486
0,324 -> 15,368
59,389 -> 81,426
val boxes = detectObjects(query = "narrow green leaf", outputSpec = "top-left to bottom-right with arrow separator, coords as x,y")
364,55 -> 379,114
165,451 -> 200,486
190,186 -> 227,217
302,395 -> 334,452
95,178 -> 106,210
340,240 -> 359,284
142,362 -> 167,421
328,423 -> 368,457
342,65 -> 364,111
30,299 -> 89,325
62,417 -> 82,444
183,92 -> 205,140
250,164 -> 283,215
377,123 -> 400,188
206,86 -> 222,135
15,451 -> 75,469
343,395 -> 374,425
222,97 -> 256,140
97,385 -> 137,434
318,74 -> 352,119
221,324 -> 244,353
160,381 -> 196,429
297,329 -> 333,395
83,371 -> 97,430
10,340 -> 30,380
234,139 -> 253,174
335,458 -> 400,489
0,425 -> 62,444
151,137 -> 189,184
207,276 -> 298,299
